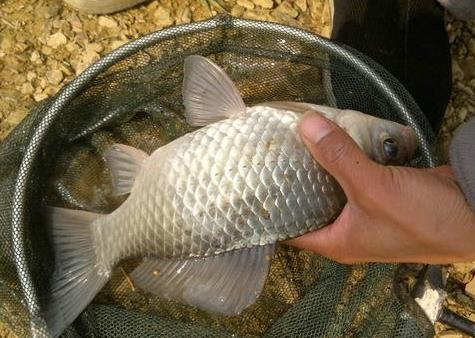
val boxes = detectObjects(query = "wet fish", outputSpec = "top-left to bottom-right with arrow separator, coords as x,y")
45,55 -> 418,337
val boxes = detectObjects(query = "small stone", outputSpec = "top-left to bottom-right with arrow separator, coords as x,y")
43,86 -> 58,96
468,39 -> 475,56
20,82 -> 34,95
466,277 -> 475,299
147,0 -> 159,11
110,39 -> 128,50
65,42 -> 77,53
154,6 -> 174,27
451,262 -> 475,282
0,36 -> 14,53
46,69 -> 63,85
237,0 -> 255,10
26,71 -> 36,82
30,51 -> 42,64
74,50 -> 100,75
457,108 -> 468,121
437,330 -> 464,338
295,0 -> 307,12
452,60 -> 464,81
41,45 -> 53,56
231,5 -> 245,16
46,31 -> 67,49
33,92 -> 49,102
252,0 -> 274,9
274,1 -> 299,18
177,7 -> 191,24
98,16 -> 118,29
87,43 -> 104,53
39,78 -> 48,89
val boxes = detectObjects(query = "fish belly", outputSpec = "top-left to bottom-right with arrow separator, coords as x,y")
97,107 -> 346,265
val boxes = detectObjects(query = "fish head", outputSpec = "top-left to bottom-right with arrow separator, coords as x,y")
365,116 -> 419,165
334,109 -> 419,165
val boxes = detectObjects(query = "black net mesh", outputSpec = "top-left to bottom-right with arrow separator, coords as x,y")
0,15 -> 438,338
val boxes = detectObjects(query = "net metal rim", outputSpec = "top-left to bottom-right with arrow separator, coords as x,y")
8,14 -> 436,335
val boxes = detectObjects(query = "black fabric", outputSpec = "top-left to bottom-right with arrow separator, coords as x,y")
331,0 -> 451,134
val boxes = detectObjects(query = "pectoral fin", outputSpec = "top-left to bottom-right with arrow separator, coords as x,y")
130,245 -> 275,316
182,55 -> 246,127
104,144 -> 149,195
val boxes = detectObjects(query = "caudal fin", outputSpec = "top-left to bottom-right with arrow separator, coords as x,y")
44,207 -> 109,338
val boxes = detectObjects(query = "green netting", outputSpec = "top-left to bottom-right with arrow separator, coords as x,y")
0,15 -> 437,338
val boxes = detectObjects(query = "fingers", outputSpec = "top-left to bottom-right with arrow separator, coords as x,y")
299,112 -> 382,199
285,205 -> 356,263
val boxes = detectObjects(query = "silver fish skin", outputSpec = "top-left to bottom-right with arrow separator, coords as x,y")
44,55 -> 418,337
94,105 -> 346,269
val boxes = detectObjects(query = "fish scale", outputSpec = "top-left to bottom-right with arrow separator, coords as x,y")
93,106 -> 345,268
44,56 -> 418,337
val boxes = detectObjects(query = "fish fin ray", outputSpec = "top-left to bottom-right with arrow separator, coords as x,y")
183,55 -> 246,127
130,245 -> 275,316
104,144 -> 148,196
44,207 -> 109,338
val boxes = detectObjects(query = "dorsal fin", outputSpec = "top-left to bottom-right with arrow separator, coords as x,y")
182,55 -> 246,127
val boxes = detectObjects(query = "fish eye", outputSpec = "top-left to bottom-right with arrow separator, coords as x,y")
383,138 -> 398,158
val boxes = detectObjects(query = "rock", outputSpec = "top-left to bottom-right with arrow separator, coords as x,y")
177,6 -> 191,24
237,0 -> 255,10
98,16 -> 118,29
110,39 -> 128,50
451,262 -> 475,280
274,1 -> 299,18
0,35 -> 14,53
87,42 -> 104,53
469,39 -> 475,56
46,69 -> 64,85
46,31 -> 67,48
452,59 -> 464,81
41,45 -> 53,56
26,71 -> 36,82
33,92 -> 49,102
295,0 -> 307,12
231,5 -> 245,17
154,6 -> 174,27
466,277 -> 475,299
74,50 -> 100,75
20,82 -> 34,95
30,51 -> 42,64
437,330 -> 464,338
252,0 -> 274,9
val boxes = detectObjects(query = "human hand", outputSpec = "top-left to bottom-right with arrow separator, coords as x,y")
286,113 -> 475,264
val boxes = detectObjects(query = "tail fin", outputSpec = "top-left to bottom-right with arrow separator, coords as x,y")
44,207 -> 109,338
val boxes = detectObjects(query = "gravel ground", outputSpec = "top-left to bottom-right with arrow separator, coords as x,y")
0,1 -> 474,337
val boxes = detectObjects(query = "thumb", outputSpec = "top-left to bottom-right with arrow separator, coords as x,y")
299,112 -> 381,197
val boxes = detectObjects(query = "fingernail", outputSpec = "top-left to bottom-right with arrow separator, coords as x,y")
300,113 -> 333,144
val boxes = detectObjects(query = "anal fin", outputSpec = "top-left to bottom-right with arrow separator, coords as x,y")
130,245 -> 275,316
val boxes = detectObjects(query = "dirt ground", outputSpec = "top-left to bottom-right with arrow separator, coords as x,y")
0,0 -> 474,337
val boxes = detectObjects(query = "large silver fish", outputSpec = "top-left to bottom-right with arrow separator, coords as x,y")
45,55 -> 418,337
